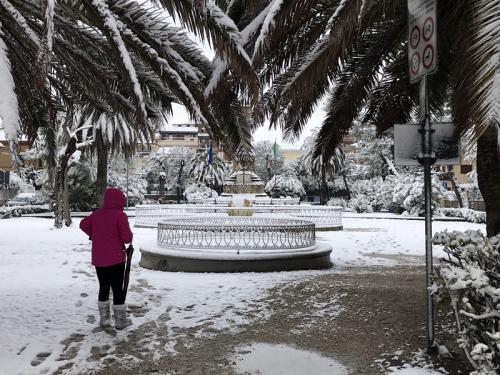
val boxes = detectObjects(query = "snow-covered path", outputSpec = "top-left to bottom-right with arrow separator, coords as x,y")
0,215 -> 484,374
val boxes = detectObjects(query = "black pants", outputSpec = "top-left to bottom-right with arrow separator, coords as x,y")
95,262 -> 125,305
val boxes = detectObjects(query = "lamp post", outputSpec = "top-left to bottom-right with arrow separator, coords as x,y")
208,173 -> 214,199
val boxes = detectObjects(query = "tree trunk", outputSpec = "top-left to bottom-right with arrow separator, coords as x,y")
176,160 -> 185,203
95,132 -> 108,207
320,162 -> 327,205
159,176 -> 165,198
380,153 -> 400,176
63,166 -> 72,226
54,165 -> 65,229
477,125 -> 500,237
447,170 -> 464,208
54,138 -> 77,228
342,172 -> 351,201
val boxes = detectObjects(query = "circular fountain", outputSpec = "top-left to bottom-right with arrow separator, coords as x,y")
139,217 -> 332,272
139,147 -> 337,272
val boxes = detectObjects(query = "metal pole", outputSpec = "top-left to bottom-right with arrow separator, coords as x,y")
419,75 -> 436,353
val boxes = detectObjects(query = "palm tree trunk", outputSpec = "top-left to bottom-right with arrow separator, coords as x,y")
320,162 -> 327,204
54,166 -> 65,229
447,170 -> 464,208
63,166 -> 72,226
95,131 -> 108,207
477,126 -> 500,237
54,138 -> 77,228
176,160 -> 185,203
159,176 -> 165,198
380,153 -> 400,176
342,172 -> 351,201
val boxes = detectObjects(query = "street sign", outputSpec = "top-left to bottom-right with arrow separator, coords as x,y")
394,123 -> 460,166
408,0 -> 437,82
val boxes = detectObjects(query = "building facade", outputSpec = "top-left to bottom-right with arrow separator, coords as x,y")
155,123 -> 226,158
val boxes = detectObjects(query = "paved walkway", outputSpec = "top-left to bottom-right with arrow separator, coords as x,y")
54,265 -> 470,375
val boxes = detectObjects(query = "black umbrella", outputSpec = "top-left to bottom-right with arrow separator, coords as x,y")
123,244 -> 134,301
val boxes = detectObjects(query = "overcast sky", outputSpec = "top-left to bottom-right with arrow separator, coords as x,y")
167,25 -> 324,150
169,102 -> 325,150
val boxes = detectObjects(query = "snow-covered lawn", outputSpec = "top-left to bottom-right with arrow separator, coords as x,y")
0,214 -> 484,374
325,215 -> 485,267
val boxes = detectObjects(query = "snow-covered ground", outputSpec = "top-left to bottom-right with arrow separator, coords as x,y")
325,216 -> 484,267
0,214 -> 484,374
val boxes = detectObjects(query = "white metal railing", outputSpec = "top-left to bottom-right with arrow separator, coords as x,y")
157,217 -> 315,250
135,204 -> 342,229
187,197 -> 300,205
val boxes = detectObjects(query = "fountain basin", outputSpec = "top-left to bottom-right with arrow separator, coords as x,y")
139,217 -> 332,272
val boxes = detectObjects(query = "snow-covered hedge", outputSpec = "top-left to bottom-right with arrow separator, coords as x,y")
349,195 -> 373,213
351,177 -> 395,211
265,174 -> 306,198
0,205 -> 50,219
434,230 -> 500,374
440,208 -> 487,224
392,173 -> 446,216
184,183 -> 218,201
327,197 -> 348,208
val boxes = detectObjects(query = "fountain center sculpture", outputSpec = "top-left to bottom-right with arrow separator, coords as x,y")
222,146 -> 265,196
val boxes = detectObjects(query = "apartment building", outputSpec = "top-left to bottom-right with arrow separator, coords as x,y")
156,123 -> 226,158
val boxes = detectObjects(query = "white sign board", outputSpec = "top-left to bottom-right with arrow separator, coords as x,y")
408,0 -> 437,82
394,123 -> 460,166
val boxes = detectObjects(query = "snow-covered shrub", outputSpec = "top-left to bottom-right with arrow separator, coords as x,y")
108,158 -> 148,206
434,230 -> 500,374
440,208 -> 487,224
265,174 -> 306,198
9,166 -> 41,192
349,195 -> 373,213
0,205 -> 49,219
184,183 -> 218,201
392,173 -> 446,216
327,197 -> 348,208
146,146 -> 194,194
67,163 -> 95,211
350,176 -> 395,211
254,141 -> 285,182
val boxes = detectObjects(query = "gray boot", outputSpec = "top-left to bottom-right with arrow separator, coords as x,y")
113,304 -> 132,330
98,300 -> 111,328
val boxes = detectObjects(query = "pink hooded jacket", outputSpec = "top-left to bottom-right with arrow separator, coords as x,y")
80,188 -> 133,267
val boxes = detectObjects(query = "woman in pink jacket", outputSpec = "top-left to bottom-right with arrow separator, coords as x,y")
80,188 -> 133,330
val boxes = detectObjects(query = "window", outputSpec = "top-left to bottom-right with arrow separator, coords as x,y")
172,134 -> 185,140
460,164 -> 473,174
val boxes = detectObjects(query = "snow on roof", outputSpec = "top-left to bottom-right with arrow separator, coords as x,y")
162,127 -> 198,134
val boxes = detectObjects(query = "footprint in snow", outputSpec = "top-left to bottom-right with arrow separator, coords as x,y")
31,351 -> 51,367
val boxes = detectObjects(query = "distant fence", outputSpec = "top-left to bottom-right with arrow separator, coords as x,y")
135,204 -> 343,230
442,199 -> 485,211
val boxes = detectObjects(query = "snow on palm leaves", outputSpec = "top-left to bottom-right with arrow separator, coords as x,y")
0,0 -> 255,151
189,148 -> 227,186
469,0 -> 500,138
0,24 -> 19,142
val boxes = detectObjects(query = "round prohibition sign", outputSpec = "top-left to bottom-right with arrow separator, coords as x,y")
411,52 -> 420,75
423,44 -> 435,69
423,16 -> 435,41
410,25 -> 420,49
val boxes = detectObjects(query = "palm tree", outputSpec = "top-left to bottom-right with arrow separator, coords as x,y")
0,0 -> 259,225
189,148 -> 227,188
301,129 -> 345,204
242,0 -> 500,236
